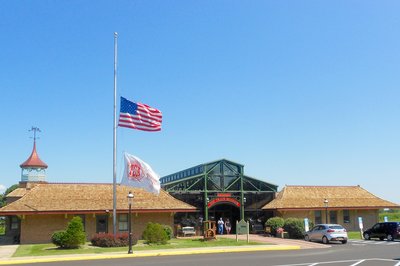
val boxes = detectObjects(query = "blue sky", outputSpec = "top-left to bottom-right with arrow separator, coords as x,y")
1,1 -> 399,204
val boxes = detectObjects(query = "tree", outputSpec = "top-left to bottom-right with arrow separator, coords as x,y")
0,184 -> 19,207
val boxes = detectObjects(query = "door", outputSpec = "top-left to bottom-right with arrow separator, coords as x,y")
96,215 -> 108,233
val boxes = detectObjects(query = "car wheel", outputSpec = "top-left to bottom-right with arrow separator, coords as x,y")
304,235 -> 310,241
387,234 -> 394,241
363,233 -> 370,240
341,240 -> 347,244
322,236 -> 329,244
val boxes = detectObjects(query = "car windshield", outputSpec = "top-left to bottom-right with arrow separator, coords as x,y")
329,225 -> 344,229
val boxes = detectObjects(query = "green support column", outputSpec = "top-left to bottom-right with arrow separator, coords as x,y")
204,172 -> 209,221
240,167 -> 244,220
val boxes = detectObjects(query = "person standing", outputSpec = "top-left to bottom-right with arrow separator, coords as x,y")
225,218 -> 231,234
217,218 -> 224,234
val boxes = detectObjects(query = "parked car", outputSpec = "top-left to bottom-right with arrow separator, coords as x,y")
363,222 -> 400,241
304,224 -> 348,244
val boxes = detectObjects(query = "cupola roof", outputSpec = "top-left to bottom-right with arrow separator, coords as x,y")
20,140 -> 48,169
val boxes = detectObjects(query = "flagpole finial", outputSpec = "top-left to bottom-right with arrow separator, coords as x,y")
114,32 -> 118,37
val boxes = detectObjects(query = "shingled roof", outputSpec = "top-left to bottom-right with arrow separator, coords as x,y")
262,185 -> 399,210
0,183 -> 196,215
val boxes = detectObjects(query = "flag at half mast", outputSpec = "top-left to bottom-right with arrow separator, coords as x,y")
120,153 -> 161,195
118,97 -> 162,132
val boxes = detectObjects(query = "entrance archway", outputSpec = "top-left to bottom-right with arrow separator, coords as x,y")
208,203 -> 240,234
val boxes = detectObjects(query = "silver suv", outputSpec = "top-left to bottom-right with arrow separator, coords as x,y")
305,224 -> 348,244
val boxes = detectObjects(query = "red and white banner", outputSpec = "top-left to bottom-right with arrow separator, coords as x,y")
120,152 -> 160,195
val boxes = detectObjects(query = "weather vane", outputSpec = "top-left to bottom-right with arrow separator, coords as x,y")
29,126 -> 41,142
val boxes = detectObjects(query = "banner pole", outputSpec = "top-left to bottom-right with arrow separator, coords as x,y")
113,32 -> 118,236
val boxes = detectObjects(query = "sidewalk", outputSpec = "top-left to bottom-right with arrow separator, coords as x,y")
219,234 -> 330,249
0,234 -> 327,265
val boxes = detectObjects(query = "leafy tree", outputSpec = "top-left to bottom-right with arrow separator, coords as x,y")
0,184 -> 19,207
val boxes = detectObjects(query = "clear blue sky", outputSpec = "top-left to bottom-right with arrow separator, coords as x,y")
1,1 -> 399,204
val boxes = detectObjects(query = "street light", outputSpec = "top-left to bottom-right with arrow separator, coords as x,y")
324,198 -> 329,223
127,191 -> 134,254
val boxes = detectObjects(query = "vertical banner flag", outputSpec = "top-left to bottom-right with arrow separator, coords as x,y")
118,97 -> 162,132
120,152 -> 161,195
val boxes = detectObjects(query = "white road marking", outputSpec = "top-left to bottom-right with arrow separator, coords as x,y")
273,258 -> 399,266
349,259 -> 365,266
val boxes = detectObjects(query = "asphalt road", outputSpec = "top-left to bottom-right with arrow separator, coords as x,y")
14,240 -> 400,266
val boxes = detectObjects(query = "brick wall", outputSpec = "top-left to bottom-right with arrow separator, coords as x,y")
20,212 -> 174,244
277,209 -> 379,232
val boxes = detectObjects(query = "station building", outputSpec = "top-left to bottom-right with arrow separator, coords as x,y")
160,159 -> 278,233
0,138 -> 195,244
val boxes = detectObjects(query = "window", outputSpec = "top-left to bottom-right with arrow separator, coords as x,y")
330,211 -> 337,224
315,210 -> 322,224
10,216 -> 19,230
0,217 -> 5,235
343,210 -> 350,223
118,214 -> 128,232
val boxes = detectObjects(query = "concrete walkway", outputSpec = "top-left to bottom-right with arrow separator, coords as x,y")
219,234 -> 330,249
0,246 -> 18,259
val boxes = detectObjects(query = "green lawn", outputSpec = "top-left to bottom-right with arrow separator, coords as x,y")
14,237 -> 265,257
347,231 -> 363,240
379,210 -> 400,222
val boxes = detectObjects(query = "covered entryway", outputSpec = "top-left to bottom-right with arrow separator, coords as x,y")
161,159 -> 278,233
208,203 -> 240,233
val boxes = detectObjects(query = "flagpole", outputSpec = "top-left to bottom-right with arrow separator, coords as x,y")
113,32 -> 118,236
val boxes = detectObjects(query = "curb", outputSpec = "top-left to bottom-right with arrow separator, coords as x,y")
0,245 -> 300,265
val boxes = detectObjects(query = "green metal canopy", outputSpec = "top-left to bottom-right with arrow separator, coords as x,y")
161,159 -> 278,221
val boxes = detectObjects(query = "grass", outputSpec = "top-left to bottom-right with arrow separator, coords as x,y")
379,210 -> 400,222
13,237 -> 265,257
347,231 -> 363,240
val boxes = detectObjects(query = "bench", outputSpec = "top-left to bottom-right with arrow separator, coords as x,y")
181,226 -> 196,237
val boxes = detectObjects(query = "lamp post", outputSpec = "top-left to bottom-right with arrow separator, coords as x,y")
127,191 -> 134,254
324,198 -> 329,223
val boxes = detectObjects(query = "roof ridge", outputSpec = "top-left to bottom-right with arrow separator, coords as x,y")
286,185 -> 360,188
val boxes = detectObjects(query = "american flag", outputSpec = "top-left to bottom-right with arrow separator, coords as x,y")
118,97 -> 162,132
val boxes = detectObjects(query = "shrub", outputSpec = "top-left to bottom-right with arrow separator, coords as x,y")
283,218 -> 305,239
265,217 -> 285,236
51,231 -> 66,247
142,222 -> 168,245
51,216 -> 86,249
163,225 -> 173,240
91,233 -> 137,247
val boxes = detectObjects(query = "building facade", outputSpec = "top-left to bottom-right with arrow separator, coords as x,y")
0,183 -> 195,244
160,159 -> 278,233
262,185 -> 400,231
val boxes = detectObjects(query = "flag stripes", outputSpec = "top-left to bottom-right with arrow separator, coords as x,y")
118,97 -> 162,132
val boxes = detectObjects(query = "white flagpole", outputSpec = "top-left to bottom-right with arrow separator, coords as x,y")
113,32 -> 118,236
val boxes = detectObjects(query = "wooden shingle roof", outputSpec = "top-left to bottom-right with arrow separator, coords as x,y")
0,183 -> 196,215
6,188 -> 28,198
262,185 -> 399,210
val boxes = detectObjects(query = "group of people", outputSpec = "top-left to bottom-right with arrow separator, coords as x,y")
217,217 -> 231,234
